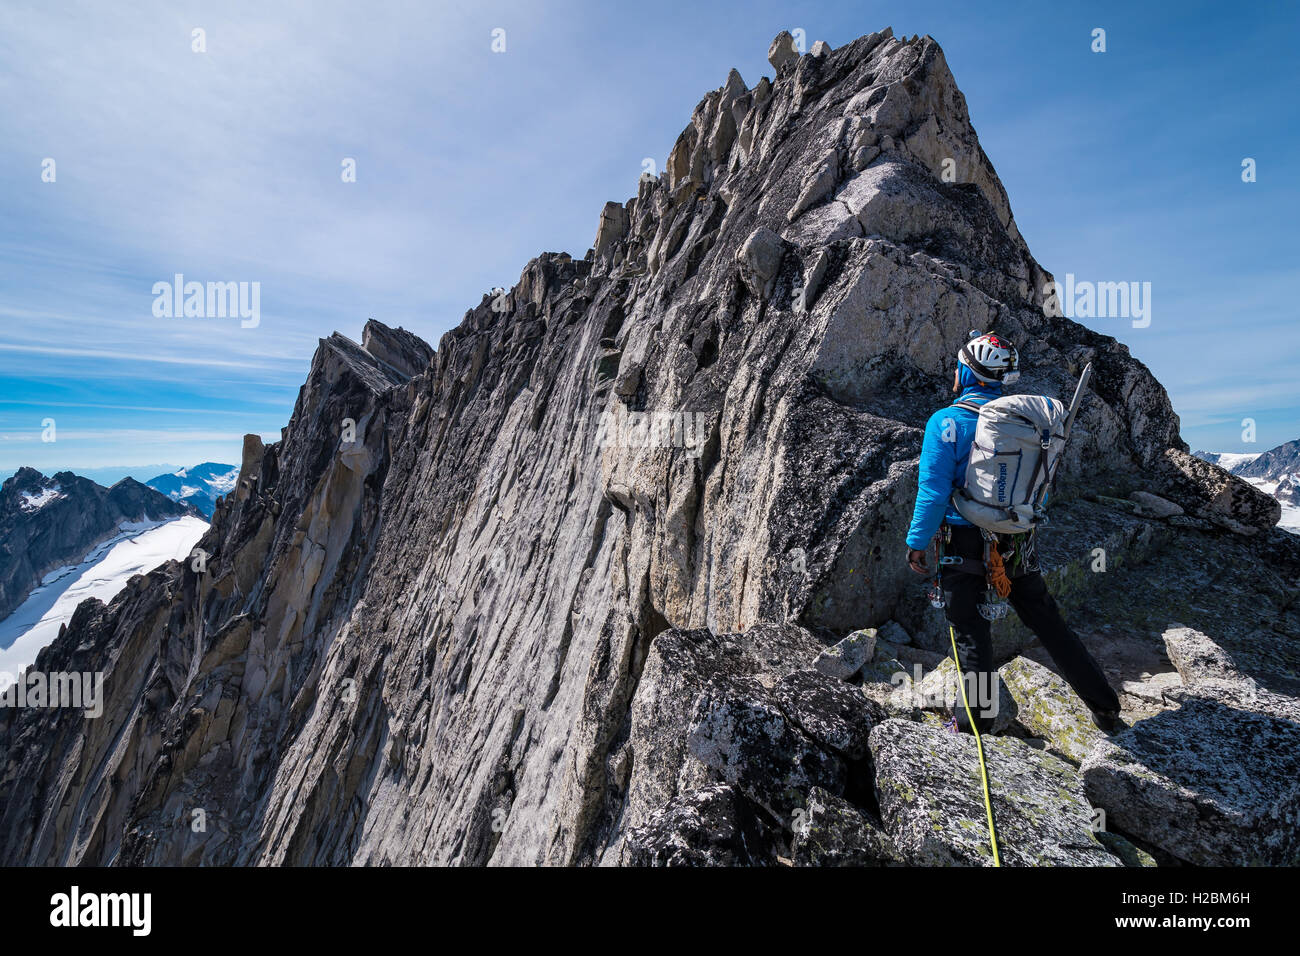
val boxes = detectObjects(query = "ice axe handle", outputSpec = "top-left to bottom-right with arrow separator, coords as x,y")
1062,362 -> 1092,440
1037,362 -> 1092,511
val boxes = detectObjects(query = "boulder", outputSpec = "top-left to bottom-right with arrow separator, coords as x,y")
767,31 -> 799,72
616,623 -> 824,847
772,668 -> 881,760
814,627 -> 876,679
622,784 -> 777,866
687,674 -> 846,818
735,226 -> 787,299
876,620 -> 912,646
1162,625 -> 1300,723
791,787 -> 901,866
870,718 -> 1116,866
1163,624 -> 1240,687
1128,490 -> 1183,518
1081,695 -> 1300,865
1000,655 -> 1106,763
1149,448 -> 1280,534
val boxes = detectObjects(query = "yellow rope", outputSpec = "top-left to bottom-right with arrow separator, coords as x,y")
949,624 -> 1002,866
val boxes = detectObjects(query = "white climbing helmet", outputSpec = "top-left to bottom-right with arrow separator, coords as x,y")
957,331 -> 1020,384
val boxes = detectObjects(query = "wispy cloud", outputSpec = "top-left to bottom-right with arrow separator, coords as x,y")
0,342 -> 291,370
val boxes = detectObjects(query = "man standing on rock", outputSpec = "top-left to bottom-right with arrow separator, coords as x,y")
904,333 -> 1122,735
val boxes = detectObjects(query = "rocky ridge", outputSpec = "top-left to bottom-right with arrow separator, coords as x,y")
0,29 -> 1295,867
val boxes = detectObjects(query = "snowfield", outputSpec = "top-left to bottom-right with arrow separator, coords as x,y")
1244,477 -> 1300,534
0,516 -> 208,682
1214,452 -> 1261,471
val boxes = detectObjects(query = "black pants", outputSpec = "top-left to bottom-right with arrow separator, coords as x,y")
941,525 -> 1120,734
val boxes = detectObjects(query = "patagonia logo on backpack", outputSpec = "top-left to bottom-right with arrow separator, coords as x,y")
952,394 -> 1068,533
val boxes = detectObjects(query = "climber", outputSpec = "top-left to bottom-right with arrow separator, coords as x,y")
904,333 -> 1122,735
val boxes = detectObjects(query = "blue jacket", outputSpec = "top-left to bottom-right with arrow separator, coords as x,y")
905,381 -> 1002,550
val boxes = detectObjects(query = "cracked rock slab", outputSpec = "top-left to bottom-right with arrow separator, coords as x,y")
687,675 -> 845,819
870,718 -> 1116,866
1000,655 -> 1105,764
1082,694 -> 1300,865
772,668 -> 882,760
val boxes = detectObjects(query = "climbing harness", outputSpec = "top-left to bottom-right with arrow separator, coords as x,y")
978,530 -> 1012,621
949,622 -> 1002,866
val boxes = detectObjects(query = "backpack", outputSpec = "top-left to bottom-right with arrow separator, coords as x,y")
951,394 -> 1068,534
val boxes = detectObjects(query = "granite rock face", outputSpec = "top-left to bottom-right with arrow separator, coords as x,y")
686,675 -> 847,818
621,784 -> 777,866
0,30 -> 1296,868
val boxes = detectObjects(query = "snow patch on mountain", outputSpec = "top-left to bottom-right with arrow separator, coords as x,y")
19,485 -> 63,512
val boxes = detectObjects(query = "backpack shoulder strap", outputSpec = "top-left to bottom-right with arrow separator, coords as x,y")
951,400 -> 984,414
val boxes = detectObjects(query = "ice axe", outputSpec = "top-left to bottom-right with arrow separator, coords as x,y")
1034,362 -> 1092,513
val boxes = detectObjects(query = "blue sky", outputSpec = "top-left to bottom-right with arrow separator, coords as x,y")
1,0 -> 1296,480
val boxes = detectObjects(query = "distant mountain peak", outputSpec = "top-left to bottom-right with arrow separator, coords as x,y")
146,462 -> 239,518
1234,438 -> 1300,481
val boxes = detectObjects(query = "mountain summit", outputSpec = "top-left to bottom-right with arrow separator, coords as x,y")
1,29 -> 1295,868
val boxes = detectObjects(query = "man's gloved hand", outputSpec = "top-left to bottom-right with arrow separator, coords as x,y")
907,548 -> 929,575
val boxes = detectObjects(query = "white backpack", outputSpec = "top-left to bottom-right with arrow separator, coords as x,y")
951,394 -> 1068,534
